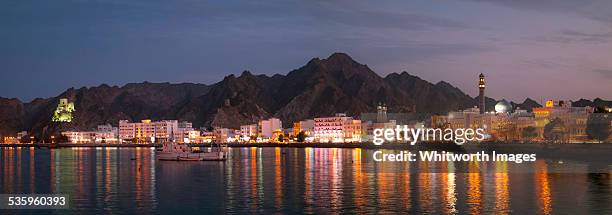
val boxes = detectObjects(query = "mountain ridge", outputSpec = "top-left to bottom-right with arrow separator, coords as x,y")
2,52 -> 605,137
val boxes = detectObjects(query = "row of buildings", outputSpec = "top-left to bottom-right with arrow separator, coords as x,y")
431,99 -> 605,143
3,100 -> 608,144
3,74 -> 609,144
49,112 -> 364,144
426,73 -> 609,143
59,120 -> 199,144
236,113 -> 362,143
5,97 -> 611,145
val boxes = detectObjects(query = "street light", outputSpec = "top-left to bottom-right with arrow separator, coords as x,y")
30,136 -> 34,144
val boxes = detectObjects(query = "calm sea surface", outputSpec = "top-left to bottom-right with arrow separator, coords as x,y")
1,147 -> 611,214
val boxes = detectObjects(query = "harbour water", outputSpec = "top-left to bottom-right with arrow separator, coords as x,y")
1,147 -> 611,214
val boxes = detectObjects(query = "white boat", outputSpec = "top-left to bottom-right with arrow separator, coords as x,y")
157,142 -> 227,161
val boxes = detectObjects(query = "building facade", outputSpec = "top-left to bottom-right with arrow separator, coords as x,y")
533,100 -> 593,142
62,124 -> 119,144
174,121 -> 199,143
258,118 -> 282,139
119,120 -> 179,143
240,124 -> 258,142
314,113 -> 362,143
213,127 -> 237,143
292,120 -> 315,137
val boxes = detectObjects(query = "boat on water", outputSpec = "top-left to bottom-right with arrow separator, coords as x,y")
157,142 -> 227,161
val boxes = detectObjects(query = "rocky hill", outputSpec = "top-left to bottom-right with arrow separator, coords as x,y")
0,83 -> 210,136
511,98 -> 543,111
573,98 -> 612,108
2,52 -> 581,137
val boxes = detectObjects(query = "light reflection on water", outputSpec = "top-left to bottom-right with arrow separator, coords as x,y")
0,147 -> 611,214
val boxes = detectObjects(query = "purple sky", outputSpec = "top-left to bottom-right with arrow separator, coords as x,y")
2,0 -> 612,102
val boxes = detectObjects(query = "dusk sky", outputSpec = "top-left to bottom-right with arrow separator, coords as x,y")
2,0 -> 612,102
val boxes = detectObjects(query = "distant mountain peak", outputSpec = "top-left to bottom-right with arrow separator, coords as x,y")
435,81 -> 453,88
326,52 -> 354,62
223,74 -> 237,80
510,97 -> 542,112
305,52 -> 358,67
241,70 -> 253,76
522,98 -> 539,105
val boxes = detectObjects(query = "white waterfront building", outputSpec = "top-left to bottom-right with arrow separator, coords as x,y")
314,113 -> 362,143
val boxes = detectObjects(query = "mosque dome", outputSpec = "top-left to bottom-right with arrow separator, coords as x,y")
495,99 -> 512,113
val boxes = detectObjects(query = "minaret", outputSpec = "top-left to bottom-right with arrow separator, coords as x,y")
478,73 -> 486,114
